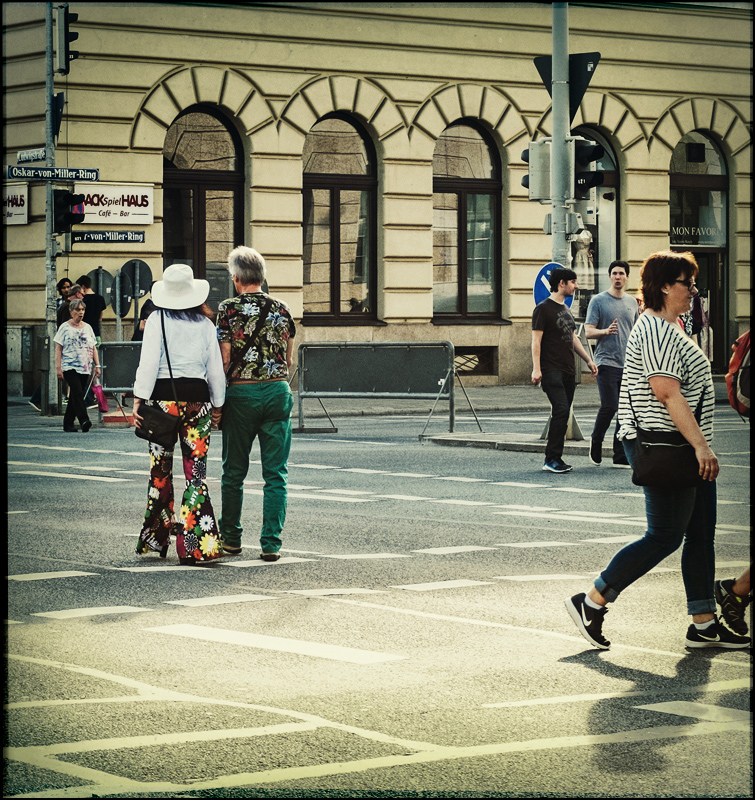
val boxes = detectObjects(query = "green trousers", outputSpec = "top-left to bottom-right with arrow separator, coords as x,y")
219,381 -> 293,553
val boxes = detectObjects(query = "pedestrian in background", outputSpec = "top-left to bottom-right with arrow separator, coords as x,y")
57,283 -> 84,327
54,298 -> 100,433
565,250 -> 750,651
585,260 -> 639,468
77,274 -> 107,348
716,565 -> 751,636
216,246 -> 296,561
131,282 -> 157,341
132,264 -> 226,564
531,266 -> 598,473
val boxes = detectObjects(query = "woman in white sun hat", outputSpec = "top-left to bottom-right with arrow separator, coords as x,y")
133,264 -> 226,565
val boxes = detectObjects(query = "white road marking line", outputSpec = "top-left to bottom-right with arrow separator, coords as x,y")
116,566 -> 204,572
716,523 -> 751,531
337,468 -> 391,474
316,489 -> 375,495
483,678 -> 751,708
719,464 -> 750,469
145,623 -> 407,664
374,494 -> 436,501
716,560 -> 751,568
219,557 -> 316,567
493,574 -> 590,582
718,500 -> 747,505
32,606 -> 151,619
581,536 -> 641,543
412,546 -> 497,554
288,463 -> 336,470
320,553 -> 411,560
8,571 -> 99,581
546,487 -> 607,494
388,472 -> 438,478
7,511 -> 30,514
491,482 -> 548,488
559,510 -> 635,518
246,489 -> 375,503
496,541 -> 581,548
285,588 -> 387,596
493,504 -> 558,511
433,476 -> 488,482
393,579 -> 494,591
164,594 -> 276,606
493,511 -> 647,527
430,499 -> 495,506
635,701 -> 752,723
9,470 -> 132,482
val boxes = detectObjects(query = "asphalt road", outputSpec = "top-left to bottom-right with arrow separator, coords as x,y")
6,407 -> 752,798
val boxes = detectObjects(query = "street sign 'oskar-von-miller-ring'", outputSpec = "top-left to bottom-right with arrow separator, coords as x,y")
3,165 -> 99,182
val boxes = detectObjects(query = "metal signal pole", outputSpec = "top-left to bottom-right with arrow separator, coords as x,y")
551,2 -> 570,268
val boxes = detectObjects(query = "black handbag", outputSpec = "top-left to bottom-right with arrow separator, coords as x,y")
135,312 -> 182,450
630,393 -> 704,489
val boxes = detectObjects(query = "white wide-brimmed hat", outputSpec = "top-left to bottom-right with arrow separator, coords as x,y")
151,264 -> 209,310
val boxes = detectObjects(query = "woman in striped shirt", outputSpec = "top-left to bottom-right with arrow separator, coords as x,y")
565,251 -> 750,650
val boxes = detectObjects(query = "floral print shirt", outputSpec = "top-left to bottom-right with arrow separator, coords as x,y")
216,292 -> 296,381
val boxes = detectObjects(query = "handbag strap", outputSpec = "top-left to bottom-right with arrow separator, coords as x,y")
225,295 -> 274,380
160,311 -> 181,418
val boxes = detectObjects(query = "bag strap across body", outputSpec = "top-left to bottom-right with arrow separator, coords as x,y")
159,310 -> 182,421
225,295 -> 274,381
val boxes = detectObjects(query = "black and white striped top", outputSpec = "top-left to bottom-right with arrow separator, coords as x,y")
618,313 -> 714,442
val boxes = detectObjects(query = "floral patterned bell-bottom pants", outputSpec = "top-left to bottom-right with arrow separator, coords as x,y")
136,400 -> 222,562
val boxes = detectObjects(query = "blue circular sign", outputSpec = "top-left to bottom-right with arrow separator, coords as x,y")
534,262 -> 574,307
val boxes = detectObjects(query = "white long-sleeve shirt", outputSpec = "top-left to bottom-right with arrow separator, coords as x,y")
133,311 -> 226,407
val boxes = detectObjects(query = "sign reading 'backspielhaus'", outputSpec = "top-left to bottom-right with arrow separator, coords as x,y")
74,183 -> 154,225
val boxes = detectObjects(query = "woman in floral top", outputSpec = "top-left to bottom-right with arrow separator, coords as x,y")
132,264 -> 226,565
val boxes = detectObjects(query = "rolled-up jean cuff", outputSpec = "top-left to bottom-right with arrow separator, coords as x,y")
687,599 -> 717,616
593,576 -> 619,603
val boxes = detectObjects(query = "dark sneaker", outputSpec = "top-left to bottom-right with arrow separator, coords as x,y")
612,454 -> 631,469
685,616 -> 751,649
543,458 -> 572,473
260,552 -> 281,562
589,438 -> 602,466
220,541 -> 242,555
715,579 -> 751,635
28,400 -> 42,412
565,593 -> 610,649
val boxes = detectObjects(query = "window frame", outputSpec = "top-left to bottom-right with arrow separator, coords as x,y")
432,122 -> 502,322
302,114 -> 378,324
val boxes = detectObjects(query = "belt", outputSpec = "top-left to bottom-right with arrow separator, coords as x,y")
228,378 -> 287,385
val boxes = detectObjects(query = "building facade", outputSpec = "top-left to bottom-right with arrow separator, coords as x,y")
4,1 -> 752,394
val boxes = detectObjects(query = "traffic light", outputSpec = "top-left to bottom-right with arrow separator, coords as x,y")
55,5 -> 79,75
521,138 -> 551,202
53,190 -> 85,234
571,137 -> 605,200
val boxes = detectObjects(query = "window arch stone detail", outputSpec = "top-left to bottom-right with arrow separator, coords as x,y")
130,66 -> 275,149
650,98 -> 751,158
534,91 -> 646,153
412,84 -> 530,150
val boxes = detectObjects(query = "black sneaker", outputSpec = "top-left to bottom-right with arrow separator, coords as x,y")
565,593 -> 610,649
714,579 -> 751,635
220,541 -> 242,555
589,438 -> 602,465
543,458 -> 572,473
612,454 -> 631,469
685,616 -> 751,649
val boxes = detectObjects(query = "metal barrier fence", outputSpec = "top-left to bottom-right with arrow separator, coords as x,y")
99,341 -> 142,393
294,341 -> 479,434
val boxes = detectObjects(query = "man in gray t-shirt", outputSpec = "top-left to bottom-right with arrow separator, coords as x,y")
585,260 -> 639,467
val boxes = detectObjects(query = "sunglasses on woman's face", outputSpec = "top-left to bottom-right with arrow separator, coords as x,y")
675,279 -> 697,290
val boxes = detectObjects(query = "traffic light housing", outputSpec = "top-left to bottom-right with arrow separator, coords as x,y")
55,5 -> 79,75
571,137 -> 605,200
521,138 -> 551,202
53,190 -> 85,234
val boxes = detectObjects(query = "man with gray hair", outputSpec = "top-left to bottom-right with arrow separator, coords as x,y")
215,246 -> 296,561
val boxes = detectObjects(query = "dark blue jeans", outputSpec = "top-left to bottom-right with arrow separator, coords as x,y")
594,438 -> 716,615
540,370 -> 576,462
592,365 -> 623,458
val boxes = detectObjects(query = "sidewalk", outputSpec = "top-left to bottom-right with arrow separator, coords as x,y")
9,377 -> 732,458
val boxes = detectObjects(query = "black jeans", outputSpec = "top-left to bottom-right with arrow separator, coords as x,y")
540,370 -> 576,462
62,370 -> 91,429
592,365 -> 623,458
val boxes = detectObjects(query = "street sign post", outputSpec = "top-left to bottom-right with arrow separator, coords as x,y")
534,263 -> 574,308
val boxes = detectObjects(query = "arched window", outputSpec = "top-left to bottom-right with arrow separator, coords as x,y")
433,122 -> 501,318
163,107 -> 244,311
669,131 -> 728,371
302,115 -> 377,320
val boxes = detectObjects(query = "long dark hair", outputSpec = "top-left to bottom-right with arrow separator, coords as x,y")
154,304 -> 207,322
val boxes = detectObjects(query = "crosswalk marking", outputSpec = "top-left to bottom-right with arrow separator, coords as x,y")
320,553 -> 411,560
219,557 -> 316,567
493,574 -> 589,582
413,546 -> 497,555
285,588 -> 387,596
8,571 -> 99,581
635,701 -> 752,724
496,541 -> 581,548
145,623 -> 407,664
9,469 -> 132,482
393,579 -> 494,591
32,606 -> 150,619
164,594 -> 276,606
493,511 -> 647,527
